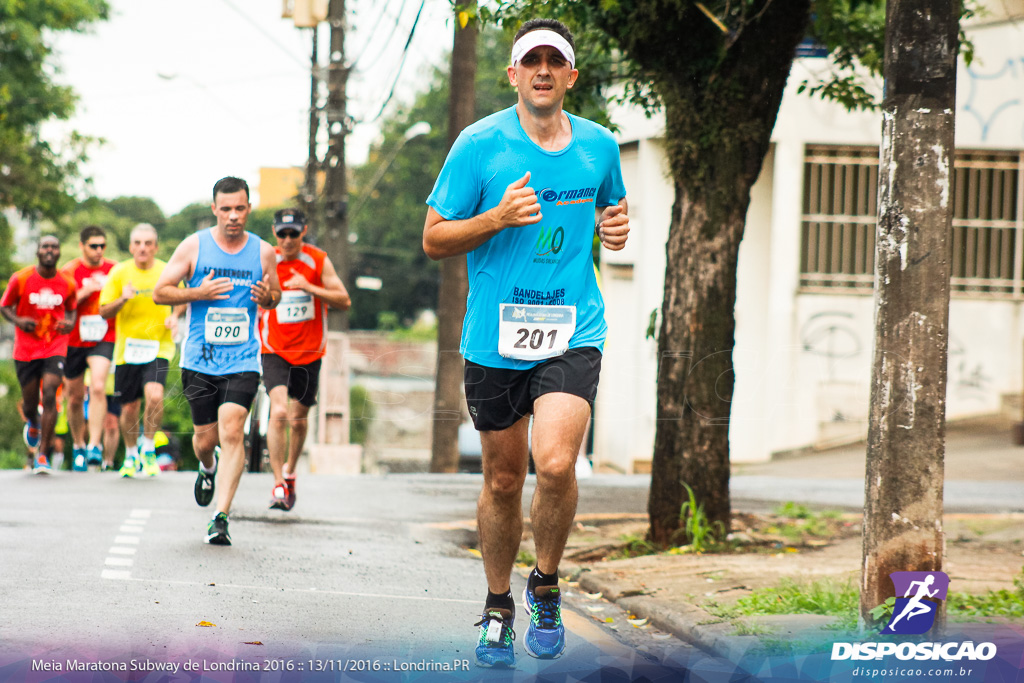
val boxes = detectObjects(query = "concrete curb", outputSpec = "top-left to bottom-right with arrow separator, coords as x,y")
560,560 -> 762,661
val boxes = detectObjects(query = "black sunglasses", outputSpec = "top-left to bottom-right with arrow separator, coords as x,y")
86,243 -> 107,250
276,230 -> 301,239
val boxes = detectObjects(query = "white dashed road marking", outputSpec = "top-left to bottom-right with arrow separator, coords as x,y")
102,508 -> 149,580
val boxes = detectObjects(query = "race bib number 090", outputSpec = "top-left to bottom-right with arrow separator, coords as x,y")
498,304 -> 575,361
205,308 -> 250,344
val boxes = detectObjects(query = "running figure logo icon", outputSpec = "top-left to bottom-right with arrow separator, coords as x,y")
881,571 -> 949,635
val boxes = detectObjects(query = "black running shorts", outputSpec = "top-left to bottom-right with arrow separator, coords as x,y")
114,358 -> 169,404
262,354 -> 321,407
464,346 -> 602,432
182,369 -> 260,426
15,356 -> 65,388
64,341 -> 114,379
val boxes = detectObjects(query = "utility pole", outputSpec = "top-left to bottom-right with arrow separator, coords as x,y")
861,0 -> 958,627
323,0 -> 349,331
303,27 -> 320,231
429,12 -> 476,473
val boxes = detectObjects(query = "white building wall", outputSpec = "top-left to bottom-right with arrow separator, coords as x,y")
599,18 -> 1024,468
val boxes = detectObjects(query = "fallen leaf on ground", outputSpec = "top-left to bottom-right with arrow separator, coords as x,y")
196,621 -> 216,627
243,641 -> 263,646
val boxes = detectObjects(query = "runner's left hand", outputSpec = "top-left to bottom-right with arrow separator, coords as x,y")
597,205 -> 630,251
251,275 -> 275,307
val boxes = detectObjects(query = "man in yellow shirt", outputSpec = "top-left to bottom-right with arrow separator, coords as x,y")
99,224 -> 180,477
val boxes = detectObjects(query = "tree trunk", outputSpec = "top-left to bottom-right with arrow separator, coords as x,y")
429,14 -> 476,473
647,1 -> 811,545
860,0 -> 958,627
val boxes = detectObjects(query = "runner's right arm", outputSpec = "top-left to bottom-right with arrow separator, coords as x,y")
0,305 -> 35,333
422,172 -> 542,260
153,235 -> 232,305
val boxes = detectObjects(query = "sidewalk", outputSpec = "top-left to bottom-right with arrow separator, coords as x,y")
557,414 -> 1024,666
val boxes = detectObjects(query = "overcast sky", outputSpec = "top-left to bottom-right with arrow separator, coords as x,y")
51,0 -> 453,216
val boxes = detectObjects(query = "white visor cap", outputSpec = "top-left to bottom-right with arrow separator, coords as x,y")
510,29 -> 576,69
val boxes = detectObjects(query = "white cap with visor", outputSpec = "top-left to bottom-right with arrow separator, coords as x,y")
510,29 -> 576,69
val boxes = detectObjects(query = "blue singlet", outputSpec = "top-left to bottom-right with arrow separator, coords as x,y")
427,105 -> 626,369
180,229 -> 263,375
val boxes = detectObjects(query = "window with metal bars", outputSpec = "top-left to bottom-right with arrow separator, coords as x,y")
799,145 -> 1024,298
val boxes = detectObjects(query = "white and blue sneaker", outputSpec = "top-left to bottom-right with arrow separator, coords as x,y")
23,422 -> 40,449
523,585 -> 566,659
86,445 -> 103,467
72,446 -> 88,472
474,607 -> 516,669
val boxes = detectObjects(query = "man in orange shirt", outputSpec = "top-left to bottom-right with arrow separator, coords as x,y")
61,226 -> 117,471
259,209 -> 350,510
1,236 -> 77,474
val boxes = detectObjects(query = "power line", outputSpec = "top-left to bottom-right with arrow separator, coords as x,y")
217,0 -> 308,70
367,0 -> 425,123
352,0 -> 410,73
349,0 -> 397,70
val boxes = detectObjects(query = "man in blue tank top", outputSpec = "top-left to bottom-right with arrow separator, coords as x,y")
423,19 -> 629,667
155,176 -> 281,546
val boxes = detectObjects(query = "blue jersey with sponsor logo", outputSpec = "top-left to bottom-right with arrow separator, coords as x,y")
427,106 -> 626,369
180,229 -> 263,375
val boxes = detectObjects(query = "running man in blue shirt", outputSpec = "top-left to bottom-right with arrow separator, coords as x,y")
154,177 -> 281,546
423,18 -> 629,668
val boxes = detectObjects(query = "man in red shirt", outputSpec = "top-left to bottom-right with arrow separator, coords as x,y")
259,209 -> 350,510
61,226 -> 117,471
1,235 -> 77,473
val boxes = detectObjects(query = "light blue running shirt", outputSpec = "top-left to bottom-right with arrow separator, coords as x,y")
180,229 -> 264,375
427,105 -> 626,370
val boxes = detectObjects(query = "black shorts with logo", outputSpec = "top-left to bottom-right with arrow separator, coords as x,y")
262,354 -> 321,407
182,369 -> 260,426
464,346 -> 603,432
15,356 -> 65,388
64,341 -> 115,379
114,358 -> 169,404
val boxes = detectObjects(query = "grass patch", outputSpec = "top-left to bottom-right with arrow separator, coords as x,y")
0,449 -> 26,470
516,550 -> 536,567
730,620 -> 776,636
608,533 -> 659,560
706,572 -> 1024,634
707,577 -> 859,621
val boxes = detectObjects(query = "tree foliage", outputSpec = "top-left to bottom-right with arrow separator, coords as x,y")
0,0 -> 110,275
346,26 -> 518,330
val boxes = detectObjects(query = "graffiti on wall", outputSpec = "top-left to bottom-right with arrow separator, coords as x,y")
961,55 -> 1024,142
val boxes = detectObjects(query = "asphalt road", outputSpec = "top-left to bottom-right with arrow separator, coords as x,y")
0,470 -> 726,682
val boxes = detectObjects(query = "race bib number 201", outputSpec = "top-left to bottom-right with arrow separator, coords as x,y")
497,304 -> 576,361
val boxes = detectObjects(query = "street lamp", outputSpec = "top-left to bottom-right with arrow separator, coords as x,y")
348,121 -> 431,223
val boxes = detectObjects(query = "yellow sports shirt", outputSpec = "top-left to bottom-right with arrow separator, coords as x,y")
99,260 -> 177,364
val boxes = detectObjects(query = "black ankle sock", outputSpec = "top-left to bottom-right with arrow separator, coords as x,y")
485,589 -> 514,613
528,567 -> 558,591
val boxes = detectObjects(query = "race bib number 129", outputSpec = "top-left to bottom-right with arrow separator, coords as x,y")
497,304 -> 575,361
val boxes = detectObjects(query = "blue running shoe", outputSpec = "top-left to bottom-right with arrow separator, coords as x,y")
33,453 -> 52,475
72,447 -> 88,472
23,422 -> 40,449
523,585 -> 565,659
86,445 -> 103,467
474,607 -> 515,668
